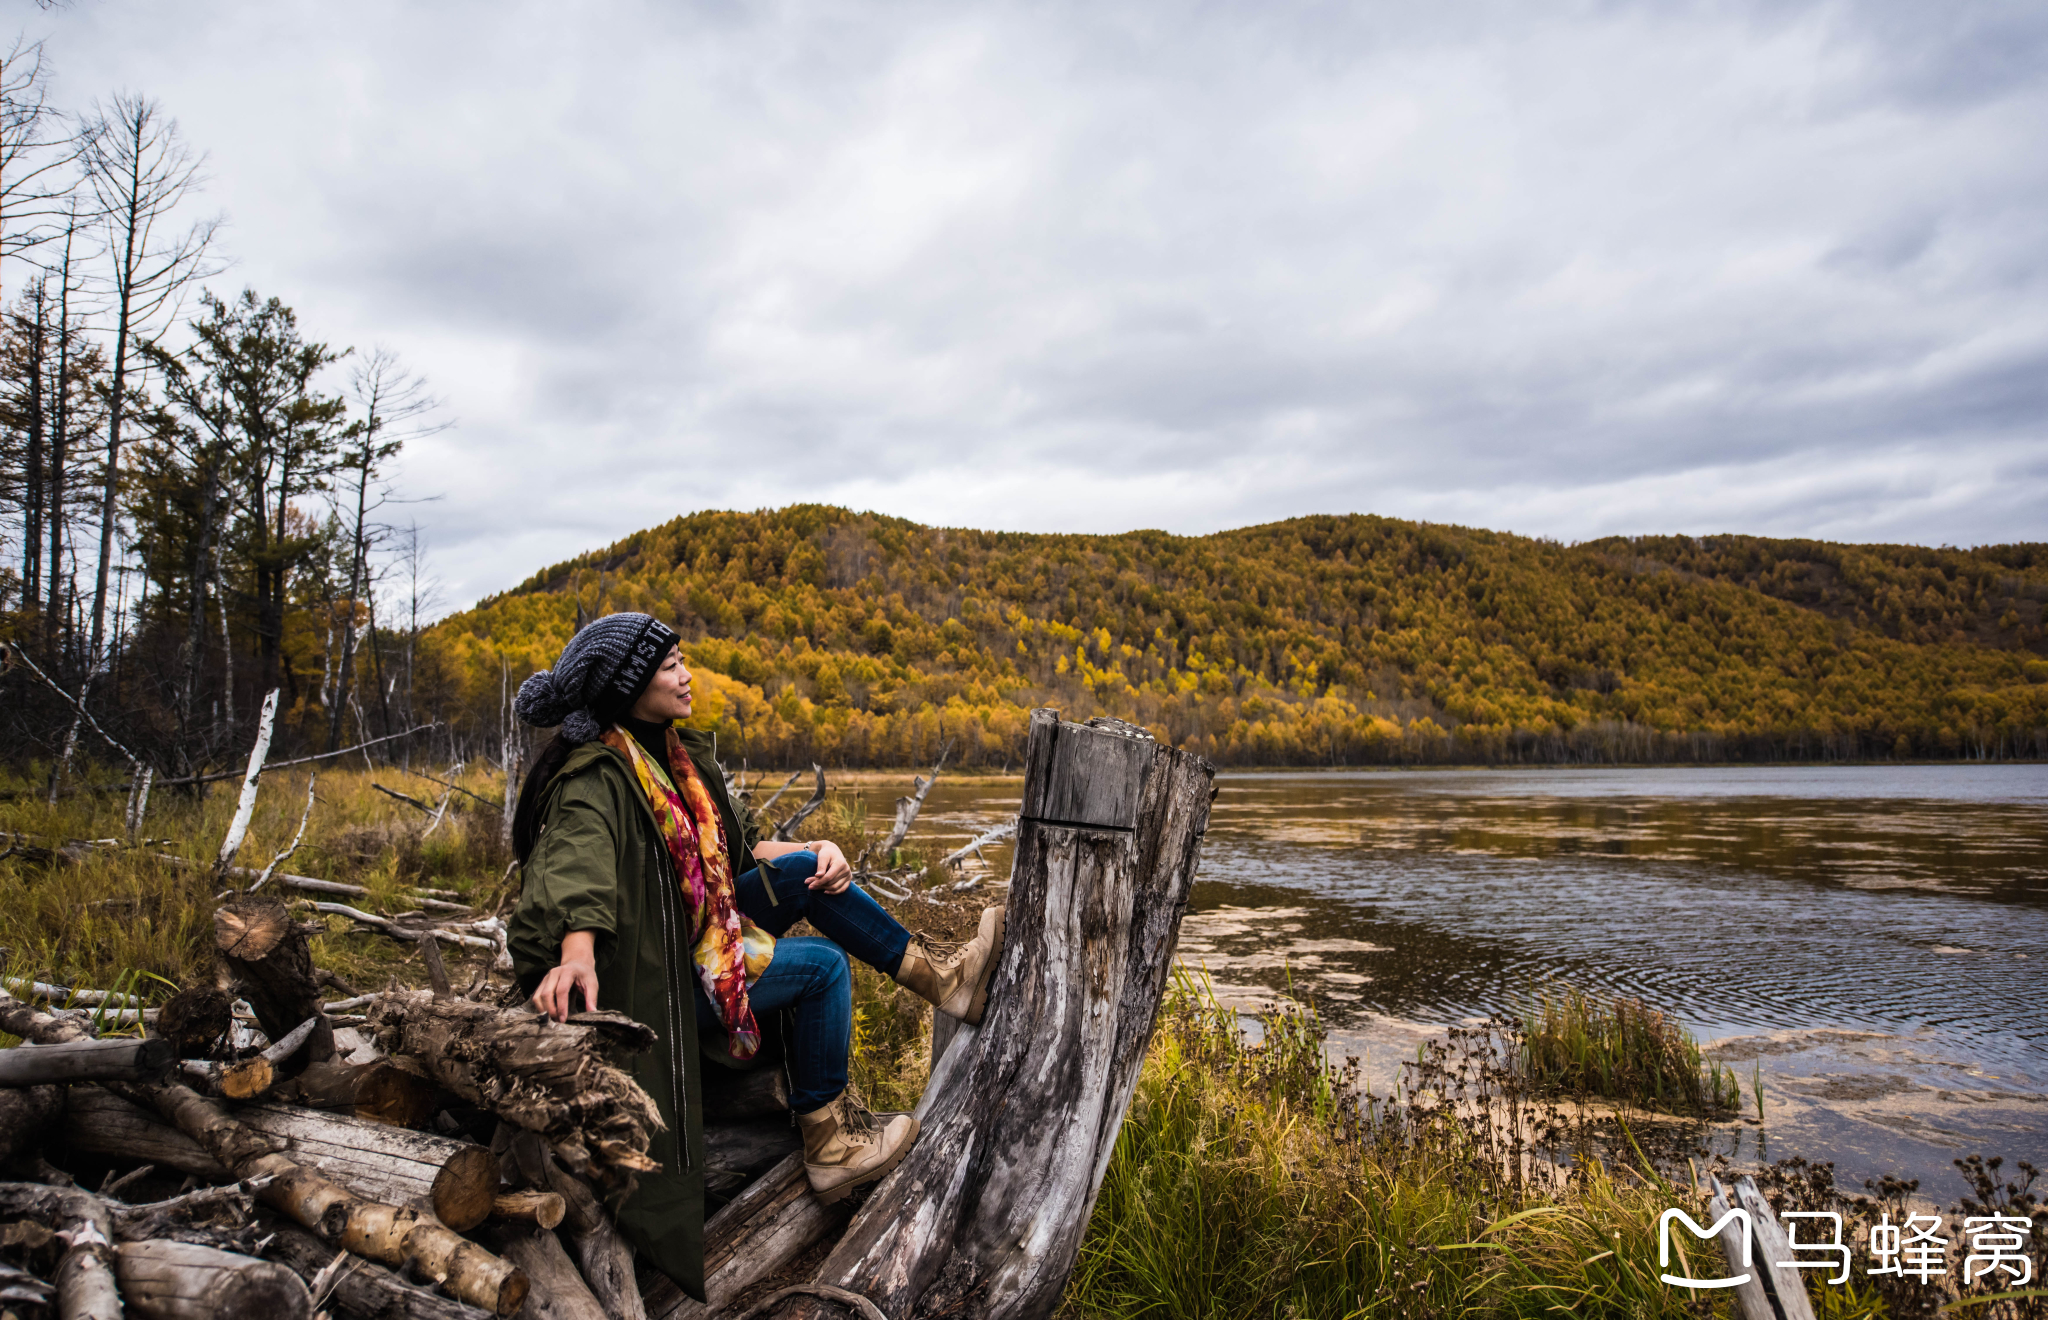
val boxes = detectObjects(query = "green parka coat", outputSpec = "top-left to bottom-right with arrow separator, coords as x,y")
507,728 -> 760,1302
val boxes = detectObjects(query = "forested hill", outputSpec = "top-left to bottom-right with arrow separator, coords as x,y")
427,506 -> 2048,768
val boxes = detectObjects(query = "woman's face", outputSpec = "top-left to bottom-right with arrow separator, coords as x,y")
629,646 -> 694,723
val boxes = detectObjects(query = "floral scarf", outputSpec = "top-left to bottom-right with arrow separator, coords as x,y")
604,726 -> 775,1060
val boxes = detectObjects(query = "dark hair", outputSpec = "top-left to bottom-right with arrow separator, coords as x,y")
511,732 -> 579,865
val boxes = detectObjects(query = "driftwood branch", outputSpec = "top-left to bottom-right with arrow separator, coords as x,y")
866,740 -> 950,866
771,765 -> 826,841
941,819 -> 1016,867
756,769 -> 804,817
215,689 -> 281,875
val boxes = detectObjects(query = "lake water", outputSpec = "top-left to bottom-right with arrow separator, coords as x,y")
902,764 -> 2048,1202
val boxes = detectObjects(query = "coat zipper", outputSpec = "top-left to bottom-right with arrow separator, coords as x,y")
652,843 -> 693,1171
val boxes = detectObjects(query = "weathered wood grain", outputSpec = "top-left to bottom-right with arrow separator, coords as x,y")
641,1152 -> 852,1320
63,1087 -> 497,1230
771,709 -> 1212,1320
113,1238 -> 311,1320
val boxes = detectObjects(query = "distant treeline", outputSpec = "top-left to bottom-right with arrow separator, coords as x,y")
424,506 -> 2048,770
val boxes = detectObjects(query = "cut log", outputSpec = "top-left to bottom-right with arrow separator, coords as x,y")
114,1238 -> 312,1320
766,711 -> 1213,1320
479,1224 -> 607,1320
263,1222 -> 489,1320
497,1129 -> 647,1320
0,1084 -> 61,1166
490,1190 -> 566,1229
62,1086 -> 232,1181
219,1015 -> 322,1099
157,986 -> 235,1059
215,896 -> 336,1066
63,1088 -> 499,1230
108,1081 -> 526,1315
275,1058 -> 438,1128
642,1153 -> 852,1320
365,994 -> 661,1194
0,1036 -> 170,1087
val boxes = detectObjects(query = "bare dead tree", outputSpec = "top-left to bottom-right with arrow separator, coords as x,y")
0,37 -> 79,297
327,349 -> 444,752
80,92 -> 219,666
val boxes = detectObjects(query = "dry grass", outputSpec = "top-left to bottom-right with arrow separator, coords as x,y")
0,760 -> 517,1005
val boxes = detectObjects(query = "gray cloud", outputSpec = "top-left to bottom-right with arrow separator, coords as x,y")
30,0 -> 2048,607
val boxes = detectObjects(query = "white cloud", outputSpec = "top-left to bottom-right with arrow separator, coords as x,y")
28,0 -> 2048,609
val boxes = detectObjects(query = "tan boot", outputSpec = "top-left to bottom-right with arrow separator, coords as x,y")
893,905 -> 1006,1025
796,1092 -> 920,1203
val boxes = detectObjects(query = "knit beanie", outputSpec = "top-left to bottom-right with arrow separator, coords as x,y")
514,612 -> 682,744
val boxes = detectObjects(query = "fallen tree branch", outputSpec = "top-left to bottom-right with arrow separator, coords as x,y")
151,724 -> 442,788
220,1015 -> 322,1100
2,642 -> 147,771
114,1237 -> 314,1318
373,783 -> 436,814
251,774 -> 318,892
263,1221 -> 488,1320
420,790 -> 455,839
310,903 -> 501,955
940,819 -> 1016,867
404,766 -> 498,809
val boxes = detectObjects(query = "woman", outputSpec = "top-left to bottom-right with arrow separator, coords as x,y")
506,611 -> 1002,1301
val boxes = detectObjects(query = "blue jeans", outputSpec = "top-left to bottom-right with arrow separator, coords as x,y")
692,852 -> 913,1113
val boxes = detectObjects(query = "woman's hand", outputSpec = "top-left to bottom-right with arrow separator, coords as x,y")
807,841 -> 852,895
533,930 -> 599,1022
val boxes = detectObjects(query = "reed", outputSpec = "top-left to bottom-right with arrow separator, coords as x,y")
1064,973 -> 1889,1319
1517,985 -> 1742,1116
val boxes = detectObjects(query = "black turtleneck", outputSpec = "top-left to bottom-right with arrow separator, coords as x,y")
622,715 -> 674,771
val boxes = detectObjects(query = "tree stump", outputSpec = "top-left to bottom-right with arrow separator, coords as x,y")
215,897 -> 335,1066
767,710 -> 1212,1320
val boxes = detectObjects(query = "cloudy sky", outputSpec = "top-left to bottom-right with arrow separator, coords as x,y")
31,0 -> 2048,609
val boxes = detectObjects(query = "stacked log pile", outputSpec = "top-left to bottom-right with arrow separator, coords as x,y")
0,882 -> 664,1319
